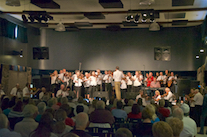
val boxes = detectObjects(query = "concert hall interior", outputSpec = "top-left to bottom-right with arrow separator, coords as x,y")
0,0 -> 207,137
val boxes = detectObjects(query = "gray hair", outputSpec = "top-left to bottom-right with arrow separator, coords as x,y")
75,112 -> 88,129
172,108 -> 184,120
61,97 -> 68,105
37,102 -> 46,114
23,104 -> 38,118
0,113 -> 8,129
96,100 -> 105,109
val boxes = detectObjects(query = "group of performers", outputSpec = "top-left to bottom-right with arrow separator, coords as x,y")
50,68 -> 177,103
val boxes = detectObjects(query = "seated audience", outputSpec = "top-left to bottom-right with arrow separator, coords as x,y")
106,98 -> 115,111
53,109 -> 73,137
73,97 -> 89,115
88,99 -> 98,114
158,99 -> 170,118
0,113 -> 21,137
60,104 -> 75,127
146,104 -> 160,124
0,97 -> 9,111
112,101 -> 127,120
14,104 -> 39,137
30,112 -> 57,137
178,103 -> 197,137
89,100 -> 115,126
70,112 -> 92,137
35,102 -> 46,122
127,104 -> 142,119
115,128 -> 133,137
137,98 -> 144,112
47,98 -> 59,110
3,100 -> 15,116
133,105 -> 154,137
152,121 -> 173,137
61,97 -> 68,105
124,99 -> 134,114
167,118 -> 184,137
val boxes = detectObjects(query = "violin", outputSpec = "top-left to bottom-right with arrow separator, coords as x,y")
161,92 -> 168,98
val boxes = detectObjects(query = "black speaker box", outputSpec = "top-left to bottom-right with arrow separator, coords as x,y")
33,47 -> 49,60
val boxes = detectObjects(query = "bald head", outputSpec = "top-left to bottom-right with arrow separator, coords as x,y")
75,112 -> 88,130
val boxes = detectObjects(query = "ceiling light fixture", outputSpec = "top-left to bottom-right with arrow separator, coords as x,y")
196,55 -> 199,59
6,0 -> 20,6
126,15 -> 133,22
134,14 -> 140,23
19,49 -> 23,57
55,22 -> 66,32
200,49 -> 204,53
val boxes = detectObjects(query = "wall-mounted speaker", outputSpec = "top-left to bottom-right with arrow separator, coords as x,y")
33,47 -> 49,60
154,47 -> 171,61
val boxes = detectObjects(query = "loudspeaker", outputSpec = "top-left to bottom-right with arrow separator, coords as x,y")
177,79 -> 191,96
191,80 -> 200,89
154,47 -> 162,60
162,47 -> 171,61
33,47 -> 49,60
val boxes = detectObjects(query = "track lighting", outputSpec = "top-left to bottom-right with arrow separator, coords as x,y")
134,14 -> 140,23
126,15 -> 133,22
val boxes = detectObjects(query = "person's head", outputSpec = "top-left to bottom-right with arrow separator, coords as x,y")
142,104 -> 154,120
137,98 -> 143,106
60,84 -> 65,90
13,100 -> 23,112
0,113 -> 9,129
96,100 -> 105,110
194,89 -> 199,94
165,70 -> 169,74
172,108 -> 184,120
54,109 -> 67,122
26,83 -> 30,88
180,103 -> 190,116
104,70 -> 108,74
146,73 -> 149,77
92,71 -> 95,76
156,72 -> 159,76
149,72 -> 153,77
131,104 -> 140,114
16,83 -> 20,89
1,98 -> 10,111
53,70 -> 58,75
116,101 -> 123,109
75,112 -> 89,130
139,90 -> 144,95
61,97 -> 68,105
152,121 -> 173,137
76,105 -> 84,114
165,88 -> 170,93
159,99 -> 165,107
45,108 -> 55,117
78,96 -> 84,103
153,77 -> 157,82
23,104 -> 38,118
167,118 -> 183,137
59,70 -> 63,74
127,72 -> 131,76
116,66 -> 119,70
85,72 -> 89,77
135,71 -> 139,76
145,104 -> 157,121
155,90 -> 160,96
115,128 -> 133,137
160,72 -> 163,76
63,69 -> 66,73
96,69 -> 100,73
171,72 -> 174,76
60,104 -> 71,116
41,87 -> 46,93
47,98 -> 57,107
127,99 -> 134,106
124,99 -> 129,105
37,102 -> 46,115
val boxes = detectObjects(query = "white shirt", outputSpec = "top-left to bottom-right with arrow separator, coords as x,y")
126,76 -> 133,85
168,76 -> 177,84
180,116 -> 197,137
95,72 -> 103,85
120,80 -> 127,89
90,76 -> 97,86
154,95 -> 161,104
0,89 -> 5,96
84,77 -> 90,87
133,75 -> 142,87
136,94 -> 147,106
10,87 -> 22,98
39,92 -> 44,100
56,90 -> 69,98
14,118 -> 38,137
58,73 -> 64,80
193,92 -> 203,105
103,74 -> 113,83
74,76 -> 83,87
113,70 -> 124,82
51,76 -> 57,84
157,75 -> 166,81
164,91 -> 173,102
23,87 -> 30,97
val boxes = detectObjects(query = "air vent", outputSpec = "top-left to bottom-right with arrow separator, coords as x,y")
172,0 -> 194,6
99,0 -> 123,8
31,0 -> 60,9
84,12 -> 105,19
164,13 -> 186,19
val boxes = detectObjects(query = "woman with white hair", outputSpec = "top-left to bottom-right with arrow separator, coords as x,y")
153,90 -> 161,104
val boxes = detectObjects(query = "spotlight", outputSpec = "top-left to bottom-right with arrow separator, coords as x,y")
134,14 -> 140,23
47,15 -> 53,20
141,17 -> 147,22
142,13 -> 147,17
22,14 -> 28,23
126,15 -> 133,22
196,55 -> 199,59
200,49 -> 204,53
20,49 -> 23,57
41,15 -> 48,22
28,15 -> 34,22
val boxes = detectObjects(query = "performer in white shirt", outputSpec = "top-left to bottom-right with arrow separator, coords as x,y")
62,69 -> 69,87
126,72 -> 133,92
50,70 -> 59,98
103,70 -> 113,96
95,69 -> 103,92
168,72 -> 177,93
73,71 -> 83,98
10,83 -> 22,98
113,66 -> 124,100
56,84 -> 69,98
136,90 -> 147,106
163,87 -> 173,102
133,71 -> 142,93
120,75 -> 127,99
102,70 -> 108,92
89,71 -> 97,98
84,72 -> 90,99
153,90 -> 161,104
0,84 -> 5,98
157,72 -> 166,87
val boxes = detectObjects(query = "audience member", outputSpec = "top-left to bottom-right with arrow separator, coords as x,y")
0,113 -> 21,137
60,104 -> 75,127
158,99 -> 170,118
152,121 -> 173,137
70,112 -> 92,137
124,99 -> 134,114
167,118 -> 183,137
30,112 -> 57,137
115,128 -> 133,137
47,98 -> 59,110
53,109 -> 73,137
179,103 -> 197,137
146,104 -> 160,124
0,97 -> 9,111
14,104 -> 39,137
0,84 -> 5,98
112,101 -> 127,120
73,97 -> 89,115
35,102 -> 46,122
3,100 -> 15,116
88,99 -> 98,114
137,98 -> 144,112
127,104 -> 142,119
89,100 -> 115,126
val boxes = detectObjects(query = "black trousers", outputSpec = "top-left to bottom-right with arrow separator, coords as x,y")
133,86 -> 141,93
127,85 -> 133,92
195,105 -> 202,126
51,84 -> 58,94
121,89 -> 127,99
